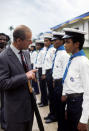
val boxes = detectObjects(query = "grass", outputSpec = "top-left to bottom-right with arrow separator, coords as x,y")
83,48 -> 89,59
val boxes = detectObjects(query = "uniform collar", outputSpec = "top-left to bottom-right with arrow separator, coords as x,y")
70,49 -> 86,60
57,45 -> 65,51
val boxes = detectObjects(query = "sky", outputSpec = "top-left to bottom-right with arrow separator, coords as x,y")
0,0 -> 89,38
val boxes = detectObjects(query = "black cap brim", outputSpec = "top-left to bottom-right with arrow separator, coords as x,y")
51,37 -> 57,41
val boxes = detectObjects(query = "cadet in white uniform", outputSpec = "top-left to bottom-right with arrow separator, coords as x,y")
42,44 -> 56,75
29,43 -> 39,94
34,40 -> 45,69
41,33 -> 57,123
34,40 -> 48,106
61,28 -> 89,131
52,32 -> 69,131
30,44 -> 37,69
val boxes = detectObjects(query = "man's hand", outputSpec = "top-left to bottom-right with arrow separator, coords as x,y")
53,81 -> 55,88
41,75 -> 46,80
61,95 -> 67,102
77,122 -> 88,131
65,110 -> 67,120
26,69 -> 37,80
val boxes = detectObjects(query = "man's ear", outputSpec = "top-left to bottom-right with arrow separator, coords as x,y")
75,41 -> 80,48
16,38 -> 22,43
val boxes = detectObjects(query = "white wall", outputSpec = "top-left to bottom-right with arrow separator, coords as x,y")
83,20 -> 89,47
54,20 -> 89,47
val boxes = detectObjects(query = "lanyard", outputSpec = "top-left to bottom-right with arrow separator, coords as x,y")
43,44 -> 53,64
62,49 -> 86,84
52,45 -> 65,71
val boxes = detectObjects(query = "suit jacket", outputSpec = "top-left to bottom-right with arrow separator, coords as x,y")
0,46 -> 33,123
0,48 -> 6,125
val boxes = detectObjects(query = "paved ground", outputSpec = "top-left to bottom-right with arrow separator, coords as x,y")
32,94 -> 57,131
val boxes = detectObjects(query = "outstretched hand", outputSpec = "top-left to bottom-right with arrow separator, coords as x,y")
26,69 -> 38,80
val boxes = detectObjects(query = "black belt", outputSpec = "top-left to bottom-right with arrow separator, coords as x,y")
46,69 -> 52,74
37,68 -> 42,70
53,79 -> 60,82
53,78 -> 62,82
66,93 -> 83,98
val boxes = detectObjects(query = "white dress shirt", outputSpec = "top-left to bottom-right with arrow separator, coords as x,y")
52,50 -> 70,79
62,56 -> 89,124
42,46 -> 56,75
10,44 -> 22,63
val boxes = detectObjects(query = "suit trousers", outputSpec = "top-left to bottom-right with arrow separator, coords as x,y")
1,91 -> 6,129
66,95 -> 83,131
5,121 -> 33,131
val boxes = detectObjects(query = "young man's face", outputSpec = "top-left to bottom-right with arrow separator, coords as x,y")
30,46 -> 35,51
54,39 -> 63,49
64,38 -> 79,54
36,43 -> 41,50
44,38 -> 51,47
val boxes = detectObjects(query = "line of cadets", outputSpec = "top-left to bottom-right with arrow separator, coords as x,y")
29,28 -> 89,131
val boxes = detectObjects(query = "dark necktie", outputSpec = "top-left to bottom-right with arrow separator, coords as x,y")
19,50 -> 28,72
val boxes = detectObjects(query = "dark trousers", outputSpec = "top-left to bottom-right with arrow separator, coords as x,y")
46,69 -> 55,118
32,80 -> 39,94
0,92 -> 1,123
66,95 -> 83,131
31,64 -> 39,94
54,79 -> 66,131
38,68 -> 48,105
0,91 -> 6,129
6,121 -> 33,131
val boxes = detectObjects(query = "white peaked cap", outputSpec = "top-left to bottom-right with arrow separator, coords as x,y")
63,28 -> 87,35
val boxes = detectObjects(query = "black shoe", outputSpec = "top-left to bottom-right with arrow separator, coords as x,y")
37,102 -> 42,105
45,118 -> 57,124
1,123 -> 6,130
35,92 -> 40,95
44,116 -> 49,120
44,113 -> 51,120
39,103 -> 48,107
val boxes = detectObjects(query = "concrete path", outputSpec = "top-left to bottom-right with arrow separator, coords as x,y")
33,94 -> 57,131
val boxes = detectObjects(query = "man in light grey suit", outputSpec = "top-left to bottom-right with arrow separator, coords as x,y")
0,25 -> 37,131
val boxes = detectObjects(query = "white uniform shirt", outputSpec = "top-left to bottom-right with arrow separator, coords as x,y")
35,47 -> 47,68
30,51 -> 37,65
42,46 -> 56,75
52,50 -> 70,79
62,56 -> 89,124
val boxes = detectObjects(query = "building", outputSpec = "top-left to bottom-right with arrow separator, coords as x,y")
51,12 -> 89,47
